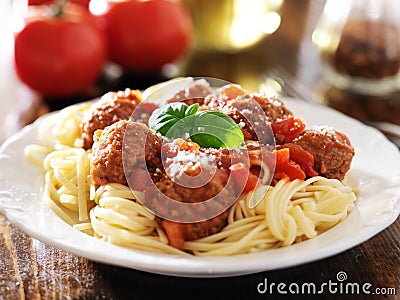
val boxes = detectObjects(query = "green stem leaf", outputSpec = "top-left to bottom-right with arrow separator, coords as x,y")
54,0 -> 67,18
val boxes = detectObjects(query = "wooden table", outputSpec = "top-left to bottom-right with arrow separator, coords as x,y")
1,1 -> 399,299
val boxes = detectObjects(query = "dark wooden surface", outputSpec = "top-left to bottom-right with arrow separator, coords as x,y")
1,1 -> 399,299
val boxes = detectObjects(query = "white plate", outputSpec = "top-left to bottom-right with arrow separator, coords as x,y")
0,99 -> 399,278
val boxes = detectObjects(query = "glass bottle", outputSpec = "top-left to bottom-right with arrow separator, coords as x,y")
312,0 -> 400,95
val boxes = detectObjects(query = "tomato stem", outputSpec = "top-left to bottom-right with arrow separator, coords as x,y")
54,0 -> 67,17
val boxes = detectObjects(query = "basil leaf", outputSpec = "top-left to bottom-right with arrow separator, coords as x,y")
186,103 -> 199,116
148,102 -> 199,137
149,103 -> 244,149
190,110 -> 244,149
167,115 -> 197,139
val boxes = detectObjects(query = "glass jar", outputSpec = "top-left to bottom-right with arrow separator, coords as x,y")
312,0 -> 400,95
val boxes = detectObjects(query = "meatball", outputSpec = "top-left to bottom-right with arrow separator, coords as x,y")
206,91 -> 292,119
90,120 -> 163,188
217,95 -> 291,144
250,94 -> 293,123
133,139 -> 240,248
80,89 -> 141,150
166,79 -> 213,105
293,126 -> 355,180
221,97 -> 273,143
151,167 -> 235,248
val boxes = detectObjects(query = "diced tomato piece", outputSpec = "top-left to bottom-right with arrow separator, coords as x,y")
162,220 -> 185,249
275,147 -> 290,165
230,163 -> 259,194
219,84 -> 246,100
274,148 -> 306,180
260,148 -> 276,171
179,140 -> 200,152
279,143 -> 318,177
272,117 -> 306,144
161,139 -> 200,161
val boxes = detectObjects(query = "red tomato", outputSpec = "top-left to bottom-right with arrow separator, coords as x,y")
103,0 -> 192,72
14,3 -> 107,97
28,0 -> 54,5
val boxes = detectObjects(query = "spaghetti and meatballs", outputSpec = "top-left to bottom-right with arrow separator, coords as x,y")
25,78 -> 357,255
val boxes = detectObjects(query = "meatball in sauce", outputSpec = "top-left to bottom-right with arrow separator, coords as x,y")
90,120 -> 164,189
80,89 -> 142,150
293,126 -> 355,180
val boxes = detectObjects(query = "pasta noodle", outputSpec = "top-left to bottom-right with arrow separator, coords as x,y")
25,103 -> 357,256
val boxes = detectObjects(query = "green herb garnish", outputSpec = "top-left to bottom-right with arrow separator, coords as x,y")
148,102 -> 199,137
148,102 -> 244,149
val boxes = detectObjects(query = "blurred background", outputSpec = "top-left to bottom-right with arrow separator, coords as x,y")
1,0 -> 400,144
